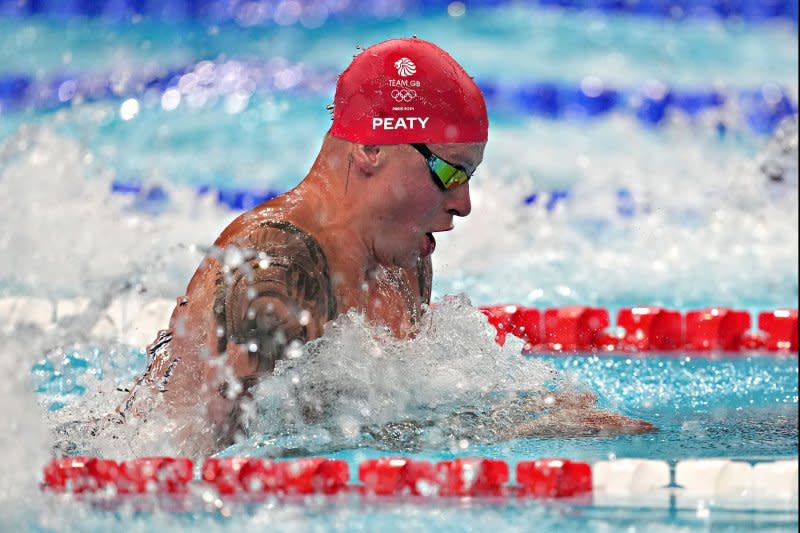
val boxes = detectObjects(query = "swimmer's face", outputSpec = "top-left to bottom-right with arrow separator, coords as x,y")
372,142 -> 484,269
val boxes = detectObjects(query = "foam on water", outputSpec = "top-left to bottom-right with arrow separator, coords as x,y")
236,297 -> 562,456
434,115 -> 799,307
0,115 -> 232,300
2,104 -> 796,309
0,334 -> 50,530
35,296 -> 575,460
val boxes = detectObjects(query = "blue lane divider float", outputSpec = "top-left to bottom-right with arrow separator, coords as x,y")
113,180 -> 282,211
0,57 -> 796,134
113,178 -> 639,215
0,0 -> 796,24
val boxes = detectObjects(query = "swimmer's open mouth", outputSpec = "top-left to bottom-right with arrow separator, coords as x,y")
424,226 -> 453,255
425,232 -> 436,254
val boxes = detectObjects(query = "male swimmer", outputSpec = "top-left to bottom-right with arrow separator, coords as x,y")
118,38 -> 653,454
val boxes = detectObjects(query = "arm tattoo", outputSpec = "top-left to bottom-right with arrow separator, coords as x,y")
214,221 -> 337,375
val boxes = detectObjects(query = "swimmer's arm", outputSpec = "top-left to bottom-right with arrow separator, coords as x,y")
494,393 -> 655,437
216,222 -> 337,379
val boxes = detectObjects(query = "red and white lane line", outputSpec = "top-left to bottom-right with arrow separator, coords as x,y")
42,456 -> 799,509
2,296 -> 797,354
479,305 -> 798,354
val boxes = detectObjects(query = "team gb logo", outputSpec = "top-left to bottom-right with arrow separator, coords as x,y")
394,57 -> 416,77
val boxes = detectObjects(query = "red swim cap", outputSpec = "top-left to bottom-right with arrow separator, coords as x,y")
329,37 -> 488,145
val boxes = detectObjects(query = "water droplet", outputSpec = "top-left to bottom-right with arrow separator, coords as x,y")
285,339 -> 304,359
119,98 -> 140,120
224,247 -> 245,269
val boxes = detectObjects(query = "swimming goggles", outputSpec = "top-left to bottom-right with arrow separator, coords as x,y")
410,143 -> 472,191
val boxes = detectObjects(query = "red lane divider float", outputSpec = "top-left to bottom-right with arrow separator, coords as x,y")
480,305 -> 541,348
43,456 -> 592,499
43,456 -> 193,494
517,459 -> 592,498
202,457 -> 349,495
43,457 -> 120,494
759,309 -> 799,351
359,458 -> 438,496
616,307 -> 683,351
123,457 -> 194,494
479,306 -> 798,354
436,458 -> 509,497
541,306 -> 609,352
685,308 -> 751,351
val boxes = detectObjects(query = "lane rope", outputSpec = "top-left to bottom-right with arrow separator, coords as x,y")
41,455 -> 799,506
479,305 -> 798,353
1,0 -> 796,24
3,296 -> 796,354
1,57 -> 796,134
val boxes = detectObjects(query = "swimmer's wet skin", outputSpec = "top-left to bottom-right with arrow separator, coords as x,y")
117,37 -> 654,455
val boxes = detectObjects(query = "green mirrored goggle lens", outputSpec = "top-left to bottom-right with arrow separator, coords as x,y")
409,143 -> 472,191
429,158 -> 470,189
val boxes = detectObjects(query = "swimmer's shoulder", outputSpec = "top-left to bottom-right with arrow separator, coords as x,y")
212,214 -> 338,374
213,191 -> 324,250
212,208 -> 337,311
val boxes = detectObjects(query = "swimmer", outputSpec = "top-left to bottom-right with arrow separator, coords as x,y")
117,38 -> 653,455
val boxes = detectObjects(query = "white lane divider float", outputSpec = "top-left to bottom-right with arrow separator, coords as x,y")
594,458 -> 671,494
675,458 -> 798,509
592,459 -> 672,507
752,460 -> 799,509
1,296 -> 175,346
0,297 -> 54,334
89,296 -> 174,346
589,458 -> 798,510
55,297 -> 90,322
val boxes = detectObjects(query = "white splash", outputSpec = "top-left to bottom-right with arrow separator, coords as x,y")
434,115 -> 799,308
240,295 -> 561,454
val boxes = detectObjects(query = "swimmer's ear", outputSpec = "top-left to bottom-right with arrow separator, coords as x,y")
352,144 -> 383,176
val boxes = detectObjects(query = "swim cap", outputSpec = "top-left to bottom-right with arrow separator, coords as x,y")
329,37 -> 488,144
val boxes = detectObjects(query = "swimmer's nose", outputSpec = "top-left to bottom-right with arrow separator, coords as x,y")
445,182 -> 472,217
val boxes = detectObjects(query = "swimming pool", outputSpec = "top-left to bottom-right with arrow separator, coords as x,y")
1,1 -> 798,531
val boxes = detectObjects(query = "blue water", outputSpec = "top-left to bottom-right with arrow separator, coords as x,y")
26,343 -> 799,529
33,345 -> 798,461
25,350 -> 800,531
2,2 -> 798,531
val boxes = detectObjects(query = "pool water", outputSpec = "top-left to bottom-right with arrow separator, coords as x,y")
1,2 -> 798,531
33,342 -> 798,461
